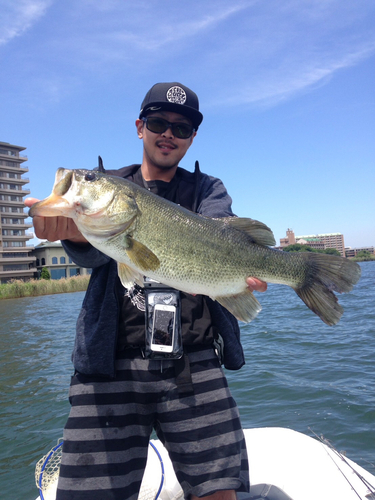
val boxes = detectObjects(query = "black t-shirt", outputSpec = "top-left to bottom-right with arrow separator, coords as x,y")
117,166 -> 217,349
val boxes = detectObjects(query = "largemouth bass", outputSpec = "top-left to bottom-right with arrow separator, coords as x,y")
29,168 -> 361,325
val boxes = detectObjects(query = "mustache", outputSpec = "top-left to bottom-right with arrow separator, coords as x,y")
155,139 -> 177,149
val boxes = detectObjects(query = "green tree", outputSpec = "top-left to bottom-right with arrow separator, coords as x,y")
356,250 -> 372,259
324,248 -> 341,256
40,267 -> 51,280
283,244 -> 316,252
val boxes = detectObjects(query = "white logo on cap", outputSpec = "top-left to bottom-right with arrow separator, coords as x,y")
166,86 -> 187,105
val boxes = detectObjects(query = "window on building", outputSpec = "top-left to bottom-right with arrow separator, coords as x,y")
60,256 -> 66,264
3,264 -> 29,271
52,257 -> 58,264
3,252 -> 27,258
0,149 -> 16,156
41,258 -> 46,265
51,269 -> 66,280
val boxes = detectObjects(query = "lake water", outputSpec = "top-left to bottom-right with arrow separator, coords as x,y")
1,262 -> 374,499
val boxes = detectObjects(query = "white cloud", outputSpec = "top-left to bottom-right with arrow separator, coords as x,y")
0,0 -> 52,46
217,40 -> 375,108
2,0 -> 375,109
60,2 -> 250,61
190,0 -> 375,107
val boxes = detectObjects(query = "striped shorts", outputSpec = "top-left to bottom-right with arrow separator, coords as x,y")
56,346 -> 249,499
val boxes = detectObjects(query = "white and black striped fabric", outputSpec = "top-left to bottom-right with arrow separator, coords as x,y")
56,347 -> 249,499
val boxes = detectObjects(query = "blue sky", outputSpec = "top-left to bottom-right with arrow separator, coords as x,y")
1,0 -> 374,248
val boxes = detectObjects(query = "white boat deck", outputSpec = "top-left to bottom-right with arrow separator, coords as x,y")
36,427 -> 375,500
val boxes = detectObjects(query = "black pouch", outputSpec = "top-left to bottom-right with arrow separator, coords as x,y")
144,278 -> 183,360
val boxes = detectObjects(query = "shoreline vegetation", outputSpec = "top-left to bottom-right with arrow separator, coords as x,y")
0,256 -> 373,300
283,245 -> 375,263
0,275 -> 90,300
352,256 -> 375,262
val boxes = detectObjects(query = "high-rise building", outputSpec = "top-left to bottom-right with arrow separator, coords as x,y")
0,141 -> 36,283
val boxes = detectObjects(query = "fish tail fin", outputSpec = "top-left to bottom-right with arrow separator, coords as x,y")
295,254 -> 361,326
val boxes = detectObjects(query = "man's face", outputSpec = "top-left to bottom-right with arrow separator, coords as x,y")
136,110 -> 196,171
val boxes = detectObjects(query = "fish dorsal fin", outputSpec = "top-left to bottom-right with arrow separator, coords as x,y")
117,262 -> 144,289
124,235 -> 160,272
221,217 -> 276,246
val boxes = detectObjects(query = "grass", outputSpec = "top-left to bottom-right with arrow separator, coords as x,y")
352,255 -> 375,262
0,275 -> 90,300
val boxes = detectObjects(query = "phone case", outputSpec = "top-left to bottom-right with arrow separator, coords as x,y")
144,283 -> 183,360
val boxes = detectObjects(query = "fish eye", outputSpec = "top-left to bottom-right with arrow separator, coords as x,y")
85,172 -> 97,182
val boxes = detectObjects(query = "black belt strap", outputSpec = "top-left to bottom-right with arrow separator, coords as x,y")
174,353 -> 194,394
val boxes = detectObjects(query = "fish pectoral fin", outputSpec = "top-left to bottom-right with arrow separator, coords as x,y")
117,262 -> 144,289
220,217 -> 276,246
124,236 -> 160,272
214,288 -> 262,323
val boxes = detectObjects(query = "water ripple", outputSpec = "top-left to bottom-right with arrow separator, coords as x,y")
1,264 -> 374,499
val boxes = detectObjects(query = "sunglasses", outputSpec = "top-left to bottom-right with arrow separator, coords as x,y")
142,116 -> 195,139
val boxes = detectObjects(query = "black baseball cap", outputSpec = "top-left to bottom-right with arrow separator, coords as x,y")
139,82 -> 203,130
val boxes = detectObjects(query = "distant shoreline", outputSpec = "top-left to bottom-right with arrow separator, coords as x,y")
0,258 -> 372,300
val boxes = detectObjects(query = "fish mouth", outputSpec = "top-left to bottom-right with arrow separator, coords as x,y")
29,169 -> 73,217
28,192 -> 71,217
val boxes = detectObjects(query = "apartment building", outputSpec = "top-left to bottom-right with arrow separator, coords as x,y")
280,229 -> 345,256
297,233 -> 345,257
0,141 -> 36,283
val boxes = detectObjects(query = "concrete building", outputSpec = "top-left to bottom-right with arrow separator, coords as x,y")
0,141 -> 36,283
293,237 -> 326,252
280,228 -> 296,247
345,246 -> 375,258
279,229 -> 346,256
297,233 -> 345,256
32,241 -> 91,279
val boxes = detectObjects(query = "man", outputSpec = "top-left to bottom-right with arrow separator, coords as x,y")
26,82 -> 266,500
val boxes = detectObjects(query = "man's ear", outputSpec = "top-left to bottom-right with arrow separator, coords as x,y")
135,119 -> 144,139
189,130 -> 197,146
